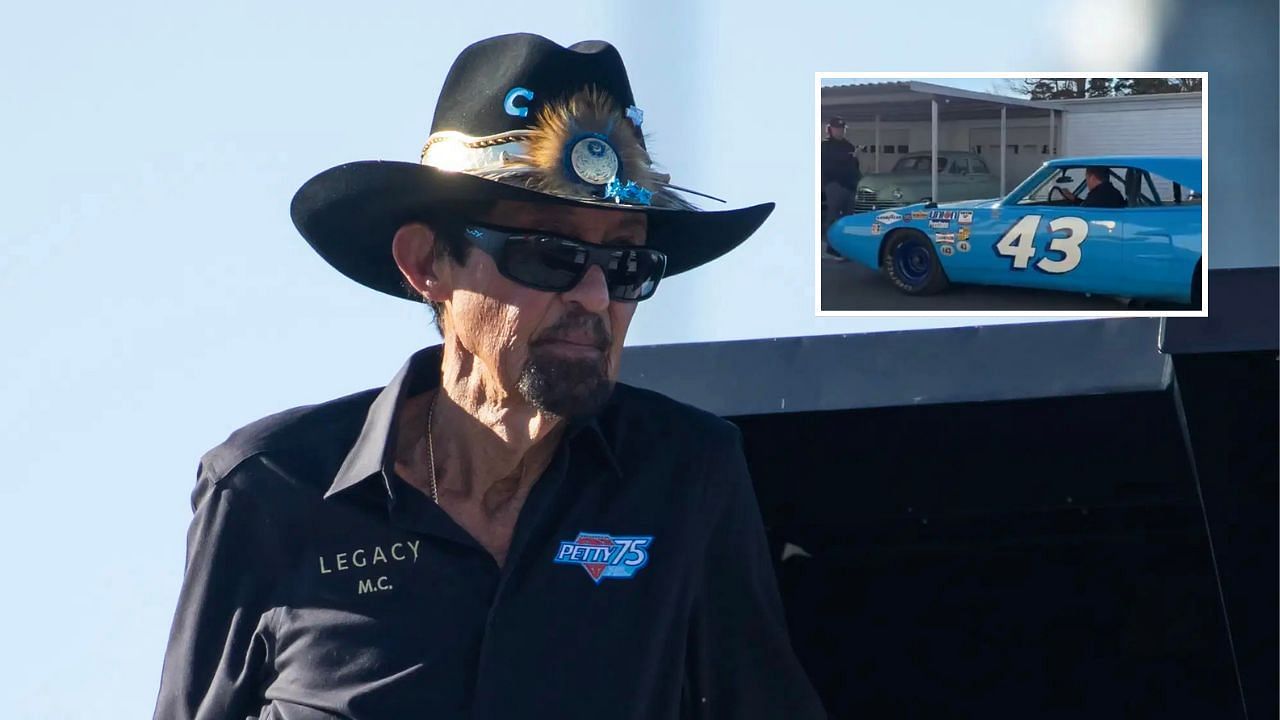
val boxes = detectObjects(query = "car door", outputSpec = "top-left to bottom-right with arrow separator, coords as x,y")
968,156 -> 1001,199
943,158 -> 977,202
1118,169 -> 1201,302
988,204 -> 1125,295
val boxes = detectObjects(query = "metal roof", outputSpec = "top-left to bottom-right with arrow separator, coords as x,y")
619,319 -> 1170,418
822,81 -> 1052,123
1039,91 -> 1203,111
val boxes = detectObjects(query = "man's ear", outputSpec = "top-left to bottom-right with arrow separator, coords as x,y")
391,223 -> 449,302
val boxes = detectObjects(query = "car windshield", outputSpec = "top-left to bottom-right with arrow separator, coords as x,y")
892,156 -> 949,172
1017,167 -> 1088,204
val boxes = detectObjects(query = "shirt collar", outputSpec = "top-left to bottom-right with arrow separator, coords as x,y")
325,345 -> 620,499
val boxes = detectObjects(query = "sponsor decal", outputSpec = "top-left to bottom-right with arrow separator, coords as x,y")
928,220 -> 950,230
870,223 -> 881,234
928,210 -> 956,221
940,244 -> 955,256
957,240 -> 971,252
957,227 -> 971,241
958,211 -> 973,224
555,533 -> 653,584
935,232 -> 957,243
875,211 -> 903,225
911,211 -> 929,220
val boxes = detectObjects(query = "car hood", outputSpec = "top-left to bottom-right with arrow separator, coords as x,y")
859,171 -> 935,188
933,197 -> 1001,209
884,198 -> 1002,213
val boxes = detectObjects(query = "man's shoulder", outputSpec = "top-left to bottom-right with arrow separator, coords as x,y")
199,387 -> 383,490
605,382 -> 740,447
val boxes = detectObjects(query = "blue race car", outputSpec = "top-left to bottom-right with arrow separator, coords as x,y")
827,156 -> 1203,306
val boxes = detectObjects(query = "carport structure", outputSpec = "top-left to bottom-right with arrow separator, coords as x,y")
821,81 -> 1055,200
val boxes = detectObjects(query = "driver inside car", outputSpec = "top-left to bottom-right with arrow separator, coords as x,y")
1059,165 -> 1126,208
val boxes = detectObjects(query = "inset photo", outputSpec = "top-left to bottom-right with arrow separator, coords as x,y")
817,74 -> 1206,316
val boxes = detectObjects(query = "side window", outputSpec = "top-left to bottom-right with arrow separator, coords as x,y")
1142,172 -> 1161,205
1121,168 -> 1158,207
949,158 -> 967,174
971,157 -> 990,174
1146,170 -> 1200,206
1095,167 -> 1127,204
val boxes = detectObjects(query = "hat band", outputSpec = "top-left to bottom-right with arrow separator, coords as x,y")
420,130 -> 535,174
418,129 -> 713,208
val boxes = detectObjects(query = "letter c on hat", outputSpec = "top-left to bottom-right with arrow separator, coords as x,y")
504,87 -> 534,117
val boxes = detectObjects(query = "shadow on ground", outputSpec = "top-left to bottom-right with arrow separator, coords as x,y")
821,258 -> 1150,312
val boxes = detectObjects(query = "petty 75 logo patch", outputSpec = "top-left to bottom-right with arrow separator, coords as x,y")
554,533 -> 652,583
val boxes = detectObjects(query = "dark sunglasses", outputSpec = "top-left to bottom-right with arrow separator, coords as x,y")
455,221 -> 667,302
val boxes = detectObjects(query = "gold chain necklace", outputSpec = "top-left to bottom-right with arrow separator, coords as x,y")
426,392 -> 439,504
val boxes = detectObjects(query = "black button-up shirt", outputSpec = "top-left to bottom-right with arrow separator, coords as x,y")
153,346 -> 825,719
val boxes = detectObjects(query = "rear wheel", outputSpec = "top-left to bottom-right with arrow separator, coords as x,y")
881,230 -> 951,295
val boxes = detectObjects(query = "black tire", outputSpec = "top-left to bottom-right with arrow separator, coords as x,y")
880,230 -> 951,295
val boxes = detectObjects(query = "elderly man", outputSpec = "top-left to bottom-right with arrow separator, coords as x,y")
152,33 -> 826,720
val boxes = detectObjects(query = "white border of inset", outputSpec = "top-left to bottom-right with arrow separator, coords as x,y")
813,71 -> 1209,318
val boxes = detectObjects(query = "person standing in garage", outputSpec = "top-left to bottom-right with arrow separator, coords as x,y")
821,116 -> 860,257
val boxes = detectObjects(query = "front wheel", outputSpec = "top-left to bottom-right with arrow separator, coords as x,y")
881,231 -> 951,295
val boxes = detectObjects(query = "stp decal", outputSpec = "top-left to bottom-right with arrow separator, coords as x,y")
555,533 -> 653,584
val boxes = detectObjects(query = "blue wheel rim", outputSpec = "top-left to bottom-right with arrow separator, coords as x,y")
892,239 -> 933,287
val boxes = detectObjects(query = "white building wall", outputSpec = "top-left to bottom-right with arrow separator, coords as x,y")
1061,106 -> 1202,157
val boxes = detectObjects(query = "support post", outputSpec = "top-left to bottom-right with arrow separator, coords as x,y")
1048,108 -> 1055,158
930,98 -> 939,202
1000,105 -> 1007,196
874,114 -> 881,173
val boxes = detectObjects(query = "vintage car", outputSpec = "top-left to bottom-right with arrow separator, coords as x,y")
851,151 -> 1002,213
827,156 -> 1203,306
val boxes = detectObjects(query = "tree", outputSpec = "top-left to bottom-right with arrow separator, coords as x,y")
1015,78 -> 1088,99
1086,78 -> 1115,97
1114,77 -> 1203,94
1013,77 -> 1203,100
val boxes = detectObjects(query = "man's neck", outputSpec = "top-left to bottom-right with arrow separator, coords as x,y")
423,339 -> 565,503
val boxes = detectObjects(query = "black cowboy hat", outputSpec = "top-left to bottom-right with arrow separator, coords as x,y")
290,33 -> 774,301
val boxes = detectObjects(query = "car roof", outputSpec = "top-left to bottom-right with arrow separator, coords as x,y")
1045,156 -> 1202,191
902,150 -> 978,158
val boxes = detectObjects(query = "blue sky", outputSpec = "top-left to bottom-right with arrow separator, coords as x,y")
0,0 -> 1170,716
